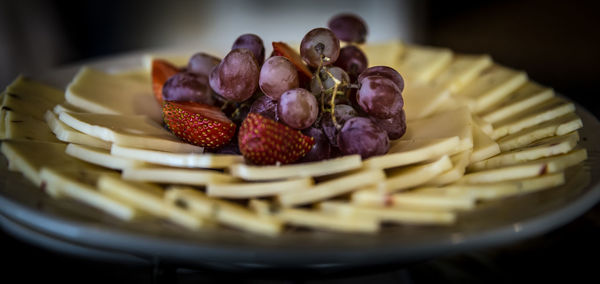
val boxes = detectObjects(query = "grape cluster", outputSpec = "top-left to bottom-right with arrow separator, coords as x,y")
161,13 -> 406,161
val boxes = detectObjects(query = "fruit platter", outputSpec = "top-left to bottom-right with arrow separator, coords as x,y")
1,14 -> 599,269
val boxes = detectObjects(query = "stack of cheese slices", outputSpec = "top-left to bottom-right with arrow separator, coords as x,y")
0,41 -> 587,236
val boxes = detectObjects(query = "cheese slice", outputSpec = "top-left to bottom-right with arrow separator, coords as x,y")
469,131 -> 579,171
40,168 -> 138,220
65,67 -> 162,122
97,176 -> 205,230
379,155 -> 453,193
53,102 -> 86,114
206,177 -> 314,199
360,40 -> 405,68
122,166 -> 236,185
112,68 -> 151,85
45,111 -> 112,149
479,81 -> 554,123
400,107 -> 473,152
59,111 -> 203,153
277,169 -> 385,207
165,186 -> 283,236
0,140 -> 101,187
318,201 -> 456,225
431,54 -> 493,93
454,65 -> 527,113
497,112 -> 583,151
491,97 -> 575,140
472,114 -> 494,137
403,83 -> 451,121
2,90 -> 61,121
2,76 -> 64,119
275,207 -> 379,233
459,148 -> 586,184
111,144 -> 241,169
426,150 -> 472,186
470,124 -> 501,163
229,155 -> 362,181
65,143 -> 145,170
364,137 -> 460,169
396,44 -> 453,84
4,111 -> 59,142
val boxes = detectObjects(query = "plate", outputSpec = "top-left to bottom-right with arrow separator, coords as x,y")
1,53 -> 600,271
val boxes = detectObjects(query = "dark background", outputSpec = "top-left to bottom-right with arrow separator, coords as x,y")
1,0 -> 599,283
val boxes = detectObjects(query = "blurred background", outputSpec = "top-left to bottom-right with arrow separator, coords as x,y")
1,0 -> 599,282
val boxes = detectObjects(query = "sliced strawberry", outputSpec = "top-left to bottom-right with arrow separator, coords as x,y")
152,59 -> 180,105
239,113 -> 315,165
162,101 -> 236,149
272,42 -> 313,87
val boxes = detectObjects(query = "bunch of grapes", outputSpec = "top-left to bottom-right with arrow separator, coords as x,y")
162,13 -> 406,161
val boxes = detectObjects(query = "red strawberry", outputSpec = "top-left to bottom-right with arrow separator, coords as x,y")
162,101 -> 236,149
239,113 -> 315,165
152,59 -> 180,105
272,42 -> 312,87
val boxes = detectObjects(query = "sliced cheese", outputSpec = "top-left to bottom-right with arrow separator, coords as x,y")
206,177 -> 314,199
427,150 -> 472,186
229,155 -> 362,181
122,166 -> 236,185
275,207 -> 379,233
65,67 -> 162,122
318,201 -> 456,225
497,113 -> 583,151
111,144 -> 240,169
396,44 -> 453,84
403,83 -> 451,121
470,124 -> 501,163
2,76 -> 64,120
53,102 -> 86,114
454,65 -> 527,113
360,40 -> 405,67
431,54 -> 492,93
480,81 -> 554,123
380,155 -> 453,193
45,111 -> 112,149
4,111 -> 59,142
65,143 -> 144,170
364,137 -> 460,169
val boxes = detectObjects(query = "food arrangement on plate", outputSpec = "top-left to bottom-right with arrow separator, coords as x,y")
0,13 -> 588,237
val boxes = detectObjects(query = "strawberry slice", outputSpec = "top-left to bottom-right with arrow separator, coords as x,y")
152,59 -> 180,105
272,42 -> 313,87
239,113 -> 315,165
163,101 -> 236,149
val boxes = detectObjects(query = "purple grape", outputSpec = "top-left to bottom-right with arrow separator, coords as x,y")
370,109 -> 407,140
310,66 -> 350,95
209,49 -> 259,102
357,75 -> 403,119
334,45 -> 368,82
358,66 -> 404,92
249,94 -> 278,121
187,52 -> 220,77
259,56 -> 299,100
162,72 -> 214,105
298,127 -> 332,163
277,88 -> 319,130
300,28 -> 340,67
337,117 -> 389,159
232,33 -> 265,65
328,13 -> 368,44
321,104 -> 357,146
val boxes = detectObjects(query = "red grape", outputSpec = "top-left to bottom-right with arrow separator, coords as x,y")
232,33 -> 265,65
300,28 -> 340,67
187,52 -> 220,77
370,109 -> 407,140
333,45 -> 368,82
277,88 -> 318,129
162,72 -> 214,105
357,75 -> 403,119
259,56 -> 299,100
249,94 -> 278,121
328,13 -> 368,44
358,66 -> 404,92
337,117 -> 389,159
209,49 -> 259,102
298,127 -> 332,162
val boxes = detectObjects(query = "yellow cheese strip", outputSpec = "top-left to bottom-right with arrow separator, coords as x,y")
479,81 -> 554,123
403,83 -> 451,121
277,169 -> 385,207
112,68 -> 151,84
469,131 -> 579,171
431,54 -> 493,93
351,186 -> 475,211
206,177 -> 314,199
399,106 -> 473,152
491,97 -> 575,140
229,155 -> 362,181
318,201 -> 456,225
4,111 -> 59,142
275,207 -> 379,233
470,124 -> 501,164
66,143 -> 145,170
65,67 -> 162,122
53,102 -> 86,114
0,140 -> 99,187
1,76 -> 64,120
40,168 -> 138,220
111,144 -> 241,169
364,137 -> 460,169
122,166 -> 237,185
380,155 -> 453,193
97,176 -> 205,230
460,148 -> 586,184
472,114 -> 494,137
497,113 -> 583,152
454,65 -> 527,113
396,44 -> 453,84
44,111 -> 112,149
426,150 -> 472,186
165,186 -> 283,236
360,40 -> 405,67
